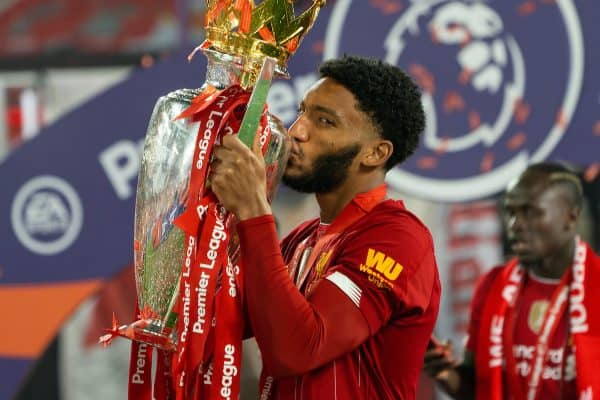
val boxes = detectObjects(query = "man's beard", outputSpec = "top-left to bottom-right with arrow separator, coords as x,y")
282,143 -> 361,194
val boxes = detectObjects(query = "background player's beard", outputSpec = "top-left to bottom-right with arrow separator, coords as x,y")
282,143 -> 361,194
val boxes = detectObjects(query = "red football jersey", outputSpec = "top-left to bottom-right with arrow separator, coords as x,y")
467,267 -> 577,399
238,188 -> 441,400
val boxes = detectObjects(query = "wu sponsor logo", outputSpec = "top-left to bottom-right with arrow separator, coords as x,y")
359,248 -> 403,289
11,175 -> 83,255
362,248 -> 403,280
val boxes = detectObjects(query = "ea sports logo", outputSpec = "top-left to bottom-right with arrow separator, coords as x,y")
325,0 -> 583,201
11,175 -> 83,255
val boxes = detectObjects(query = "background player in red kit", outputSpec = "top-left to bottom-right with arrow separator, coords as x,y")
423,162 -> 600,400
211,55 -> 441,399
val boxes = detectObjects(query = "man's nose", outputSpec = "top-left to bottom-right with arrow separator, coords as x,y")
289,116 -> 309,142
507,212 -> 525,233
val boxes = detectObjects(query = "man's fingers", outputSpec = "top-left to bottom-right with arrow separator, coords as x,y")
222,134 -> 247,152
222,128 -> 266,160
212,146 -> 227,162
213,141 -> 243,170
424,356 -> 453,370
221,134 -> 265,165
424,348 -> 446,361
423,357 -> 454,377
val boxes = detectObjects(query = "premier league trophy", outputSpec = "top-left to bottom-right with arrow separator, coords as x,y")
100,1 -> 325,399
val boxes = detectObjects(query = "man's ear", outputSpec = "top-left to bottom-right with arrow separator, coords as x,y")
362,140 -> 393,168
566,205 -> 581,231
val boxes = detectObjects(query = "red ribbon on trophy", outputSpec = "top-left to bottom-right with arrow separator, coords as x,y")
159,86 -> 269,400
99,1 -> 325,399
101,84 -> 271,399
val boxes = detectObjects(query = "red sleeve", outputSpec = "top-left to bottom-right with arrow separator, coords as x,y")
237,215 -> 370,378
327,213 -> 438,334
241,219 -> 316,340
465,266 -> 503,354
237,212 -> 439,378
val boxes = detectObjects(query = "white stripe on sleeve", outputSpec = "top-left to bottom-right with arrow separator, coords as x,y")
326,271 -> 362,307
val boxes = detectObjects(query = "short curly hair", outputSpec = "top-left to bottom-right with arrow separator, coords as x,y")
319,55 -> 425,170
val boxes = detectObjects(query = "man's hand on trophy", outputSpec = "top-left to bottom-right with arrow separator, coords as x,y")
211,134 -> 272,221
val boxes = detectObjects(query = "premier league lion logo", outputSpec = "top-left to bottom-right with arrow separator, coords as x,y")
324,0 -> 583,201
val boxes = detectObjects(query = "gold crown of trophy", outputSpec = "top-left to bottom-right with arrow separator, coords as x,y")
100,1 -> 325,398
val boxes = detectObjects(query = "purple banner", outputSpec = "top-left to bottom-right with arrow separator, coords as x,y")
1,1 -> 599,398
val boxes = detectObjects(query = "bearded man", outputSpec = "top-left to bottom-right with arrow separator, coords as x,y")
211,55 -> 440,400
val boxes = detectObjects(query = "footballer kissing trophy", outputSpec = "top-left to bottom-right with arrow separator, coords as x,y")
99,1 -> 325,399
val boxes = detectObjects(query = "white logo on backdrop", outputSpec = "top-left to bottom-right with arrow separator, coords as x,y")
11,175 -> 83,255
324,0 -> 584,202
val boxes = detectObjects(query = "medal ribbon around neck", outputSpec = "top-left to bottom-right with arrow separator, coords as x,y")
485,238 -> 587,400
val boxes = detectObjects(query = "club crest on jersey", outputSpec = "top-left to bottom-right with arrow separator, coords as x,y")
315,250 -> 332,279
527,300 -> 549,334
324,0 -> 583,201
359,248 -> 403,289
